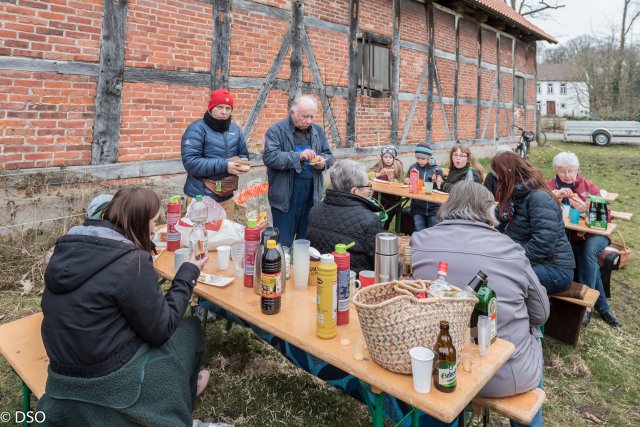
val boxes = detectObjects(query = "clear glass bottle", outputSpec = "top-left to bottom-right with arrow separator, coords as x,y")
188,195 -> 208,260
465,166 -> 474,181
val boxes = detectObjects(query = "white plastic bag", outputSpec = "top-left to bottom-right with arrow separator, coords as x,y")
176,218 -> 244,250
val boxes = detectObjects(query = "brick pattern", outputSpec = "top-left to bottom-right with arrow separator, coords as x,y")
0,0 -> 538,171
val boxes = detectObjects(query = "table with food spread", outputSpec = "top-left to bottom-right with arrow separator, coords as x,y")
154,250 -> 515,425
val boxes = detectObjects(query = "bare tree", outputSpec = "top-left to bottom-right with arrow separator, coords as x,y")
506,0 -> 566,18
612,0 -> 640,105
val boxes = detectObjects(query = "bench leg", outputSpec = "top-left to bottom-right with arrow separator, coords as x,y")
545,298 -> 586,346
22,381 -> 30,427
359,381 -> 385,427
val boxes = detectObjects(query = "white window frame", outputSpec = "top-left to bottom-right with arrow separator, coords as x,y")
560,83 -> 567,95
536,83 -> 541,94
547,83 -> 554,95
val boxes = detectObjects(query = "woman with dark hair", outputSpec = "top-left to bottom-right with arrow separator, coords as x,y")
38,186 -> 210,426
492,152 -> 576,295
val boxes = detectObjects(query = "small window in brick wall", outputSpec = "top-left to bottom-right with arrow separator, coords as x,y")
357,33 -> 391,97
514,76 -> 526,105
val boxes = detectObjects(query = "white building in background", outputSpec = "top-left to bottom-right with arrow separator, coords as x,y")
536,64 -> 590,118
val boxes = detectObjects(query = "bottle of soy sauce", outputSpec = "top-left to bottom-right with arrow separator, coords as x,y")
261,239 -> 282,315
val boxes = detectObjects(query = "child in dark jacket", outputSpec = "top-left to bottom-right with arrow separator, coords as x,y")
370,145 -> 404,229
404,143 -> 444,231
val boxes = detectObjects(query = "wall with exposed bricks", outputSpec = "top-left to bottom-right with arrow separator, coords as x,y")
0,0 -> 539,172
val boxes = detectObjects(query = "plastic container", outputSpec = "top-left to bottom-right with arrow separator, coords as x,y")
166,195 -> 182,251
409,168 -> 419,193
261,240 -> 281,315
465,166 -> 474,181
333,242 -> 355,325
316,253 -> 337,339
189,195 -> 208,223
244,218 -> 261,288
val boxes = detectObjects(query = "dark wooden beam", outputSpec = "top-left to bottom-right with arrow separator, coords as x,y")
289,0 -> 304,108
495,33 -> 501,141
211,0 -> 231,89
475,24 -> 482,140
433,62 -> 451,141
425,1 -> 435,143
346,0 -> 360,147
390,0 -> 400,146
453,15 -> 460,141
242,32 -> 291,140
91,0 -> 128,165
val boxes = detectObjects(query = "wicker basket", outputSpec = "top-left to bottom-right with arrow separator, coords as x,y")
610,230 -> 633,269
353,280 -> 477,374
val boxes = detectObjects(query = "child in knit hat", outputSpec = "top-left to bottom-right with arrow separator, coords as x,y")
404,143 -> 443,231
369,146 -> 404,229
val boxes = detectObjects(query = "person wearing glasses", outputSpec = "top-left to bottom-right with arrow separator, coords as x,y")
306,160 -> 385,273
434,143 -> 484,192
546,151 -> 621,328
263,95 -> 334,247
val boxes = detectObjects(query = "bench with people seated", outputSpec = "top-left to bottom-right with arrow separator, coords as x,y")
472,388 -> 546,426
545,284 -> 599,346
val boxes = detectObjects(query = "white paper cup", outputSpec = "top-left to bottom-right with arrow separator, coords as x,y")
174,248 -> 190,272
409,347 -> 435,393
562,204 -> 570,218
217,245 -> 231,270
293,239 -> 311,289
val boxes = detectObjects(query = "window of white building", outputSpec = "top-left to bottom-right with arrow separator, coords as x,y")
536,83 -> 541,94
560,83 -> 567,95
547,83 -> 553,94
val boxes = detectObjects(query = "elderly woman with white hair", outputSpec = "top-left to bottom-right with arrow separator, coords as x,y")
546,151 -> 622,327
306,160 -> 385,273
412,181 -> 548,427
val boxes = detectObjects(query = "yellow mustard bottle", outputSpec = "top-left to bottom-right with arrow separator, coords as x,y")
316,253 -> 337,339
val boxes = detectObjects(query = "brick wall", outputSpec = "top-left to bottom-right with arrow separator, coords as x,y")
0,0 -> 539,171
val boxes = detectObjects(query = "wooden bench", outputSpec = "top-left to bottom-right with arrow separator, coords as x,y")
472,388 -> 545,426
545,285 -> 599,346
0,312 -> 48,424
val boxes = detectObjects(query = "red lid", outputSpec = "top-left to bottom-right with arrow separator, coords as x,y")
437,261 -> 448,275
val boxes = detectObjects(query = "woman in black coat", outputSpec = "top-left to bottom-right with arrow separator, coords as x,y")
306,160 -> 385,273
492,152 -> 576,295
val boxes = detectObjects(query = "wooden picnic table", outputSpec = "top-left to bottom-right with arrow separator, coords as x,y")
153,250 -> 515,425
603,192 -> 618,203
563,216 -> 617,237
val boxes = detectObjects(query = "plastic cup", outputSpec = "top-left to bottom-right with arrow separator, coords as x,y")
174,248 -> 190,272
293,239 -> 311,289
230,244 -> 245,278
217,245 -> 231,270
359,270 -> 375,288
478,315 -> 490,357
418,179 -> 425,193
353,337 -> 366,361
409,347 -> 435,393
423,181 -> 434,194
569,208 -> 581,224
349,270 -> 361,301
461,352 -> 473,373
562,204 -> 570,218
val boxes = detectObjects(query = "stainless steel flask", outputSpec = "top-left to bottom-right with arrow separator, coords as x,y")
374,232 -> 398,283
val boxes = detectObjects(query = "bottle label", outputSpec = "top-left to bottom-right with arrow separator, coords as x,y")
337,269 -> 350,311
488,297 -> 497,340
438,361 -> 457,388
215,181 -> 222,192
261,272 -> 281,298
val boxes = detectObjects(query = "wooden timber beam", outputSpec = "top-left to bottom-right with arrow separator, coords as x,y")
475,24 -> 482,140
425,1 -> 435,143
289,0 -> 304,108
453,14 -> 460,141
346,0 -> 360,147
390,0 -> 400,146
211,0 -> 231,89
91,0 -> 128,165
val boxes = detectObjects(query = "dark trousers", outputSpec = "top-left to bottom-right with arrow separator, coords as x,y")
271,177 -> 313,248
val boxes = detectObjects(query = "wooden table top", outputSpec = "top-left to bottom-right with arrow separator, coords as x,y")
603,192 -> 618,203
371,180 -> 449,204
563,216 -> 617,237
154,250 -> 515,423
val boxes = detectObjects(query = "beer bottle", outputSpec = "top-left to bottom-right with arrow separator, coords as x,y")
433,320 -> 457,393
467,271 -> 497,344
261,240 -> 281,315
400,246 -> 414,281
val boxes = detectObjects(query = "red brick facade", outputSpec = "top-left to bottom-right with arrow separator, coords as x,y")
0,0 -> 540,171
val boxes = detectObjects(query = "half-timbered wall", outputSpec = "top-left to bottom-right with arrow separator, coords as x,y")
0,0 -> 538,175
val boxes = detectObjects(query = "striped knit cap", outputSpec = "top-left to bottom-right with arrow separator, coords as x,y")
415,143 -> 432,159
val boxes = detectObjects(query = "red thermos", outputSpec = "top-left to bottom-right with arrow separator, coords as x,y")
244,219 -> 261,288
166,195 -> 182,252
333,242 -> 355,325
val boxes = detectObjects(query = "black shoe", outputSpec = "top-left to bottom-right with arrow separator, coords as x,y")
582,310 -> 591,327
600,310 -> 622,328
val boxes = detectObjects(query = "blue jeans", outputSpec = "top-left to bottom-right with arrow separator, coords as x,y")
572,236 -> 611,314
271,177 -> 313,247
531,264 -> 573,294
413,214 -> 437,232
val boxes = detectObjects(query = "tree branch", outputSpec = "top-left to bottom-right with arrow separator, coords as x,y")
623,8 -> 640,36
517,1 -> 566,18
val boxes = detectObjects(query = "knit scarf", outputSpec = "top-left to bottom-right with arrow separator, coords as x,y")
203,111 -> 231,132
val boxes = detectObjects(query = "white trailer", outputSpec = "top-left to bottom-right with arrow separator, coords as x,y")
563,121 -> 640,146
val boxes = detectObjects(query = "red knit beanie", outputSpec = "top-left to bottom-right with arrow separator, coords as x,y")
208,89 -> 234,110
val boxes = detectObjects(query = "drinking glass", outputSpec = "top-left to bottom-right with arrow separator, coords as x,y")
293,239 -> 310,289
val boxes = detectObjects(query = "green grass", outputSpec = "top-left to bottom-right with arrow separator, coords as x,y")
0,140 -> 638,426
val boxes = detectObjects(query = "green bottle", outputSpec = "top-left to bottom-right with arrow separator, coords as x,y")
467,271 -> 497,344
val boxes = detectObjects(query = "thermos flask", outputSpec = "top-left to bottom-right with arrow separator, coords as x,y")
374,232 -> 398,283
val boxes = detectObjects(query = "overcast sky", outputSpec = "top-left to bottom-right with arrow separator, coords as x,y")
528,0 -> 636,46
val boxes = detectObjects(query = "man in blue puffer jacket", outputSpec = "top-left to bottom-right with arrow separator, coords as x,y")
263,95 -> 334,247
181,89 -> 249,216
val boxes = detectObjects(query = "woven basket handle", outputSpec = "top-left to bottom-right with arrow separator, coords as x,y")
614,229 -> 629,250
393,280 -> 428,297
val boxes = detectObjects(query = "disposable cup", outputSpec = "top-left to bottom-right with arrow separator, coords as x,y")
230,244 -> 245,278
562,204 -> 570,218
353,337 -> 366,361
409,347 -> 435,393
217,245 -> 231,270
423,181 -> 434,194
359,270 -> 375,288
349,270 -> 361,301
461,352 -> 473,373
293,239 -> 310,289
478,315 -> 490,357
569,208 -> 581,224
174,248 -> 190,272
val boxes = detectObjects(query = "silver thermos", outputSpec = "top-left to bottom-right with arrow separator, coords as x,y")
374,232 -> 399,283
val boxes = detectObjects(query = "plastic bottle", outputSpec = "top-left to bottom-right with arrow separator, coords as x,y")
333,242 -> 355,326
316,253 -> 337,339
261,240 -> 281,315
188,195 -> 208,260
465,166 -> 474,181
166,195 -> 182,252
244,218 -> 261,288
